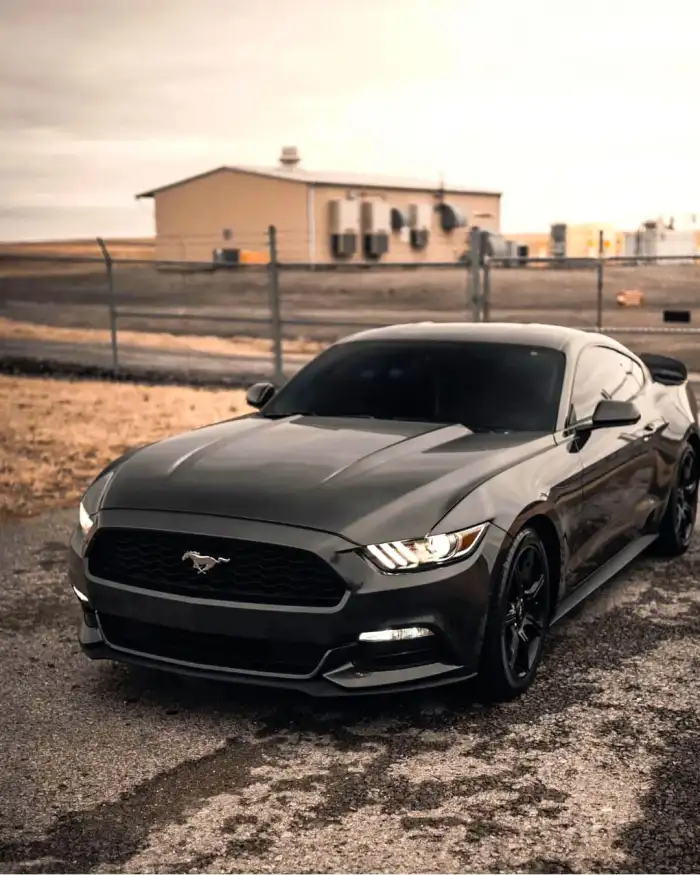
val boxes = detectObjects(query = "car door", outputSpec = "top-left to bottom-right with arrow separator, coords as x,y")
564,345 -> 658,591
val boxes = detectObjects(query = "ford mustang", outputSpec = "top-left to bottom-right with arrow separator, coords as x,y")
69,323 -> 700,700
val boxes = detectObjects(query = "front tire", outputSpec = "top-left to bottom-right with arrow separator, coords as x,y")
476,527 -> 551,702
656,442 -> 698,556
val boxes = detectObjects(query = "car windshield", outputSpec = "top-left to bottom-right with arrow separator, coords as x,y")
261,340 -> 566,432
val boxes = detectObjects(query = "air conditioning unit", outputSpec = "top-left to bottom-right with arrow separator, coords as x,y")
410,229 -> 429,250
331,234 -> 357,258
408,203 -> 432,230
550,223 -> 567,258
390,207 -> 408,231
437,202 -> 467,232
364,233 -> 389,259
212,248 -> 240,264
407,203 -> 431,249
329,199 -> 360,259
361,201 -> 391,259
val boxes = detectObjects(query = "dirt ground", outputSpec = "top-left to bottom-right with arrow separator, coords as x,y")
1,411 -> 699,872
0,375 -> 249,522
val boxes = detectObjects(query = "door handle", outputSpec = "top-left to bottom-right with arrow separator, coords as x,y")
643,422 -> 656,433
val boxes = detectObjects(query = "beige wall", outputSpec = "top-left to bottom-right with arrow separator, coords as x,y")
310,186 -> 501,264
150,169 -> 501,264
152,169 -> 307,262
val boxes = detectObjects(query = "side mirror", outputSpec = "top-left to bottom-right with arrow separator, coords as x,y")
246,382 -> 275,410
576,398 -> 641,432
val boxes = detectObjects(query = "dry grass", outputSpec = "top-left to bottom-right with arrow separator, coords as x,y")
0,317 -> 325,358
0,238 -> 154,259
0,238 -> 155,277
0,375 -> 250,521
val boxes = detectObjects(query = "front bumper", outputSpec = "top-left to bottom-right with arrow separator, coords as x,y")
69,509 -> 504,697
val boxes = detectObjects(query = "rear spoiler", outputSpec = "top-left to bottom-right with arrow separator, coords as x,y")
638,353 -> 688,386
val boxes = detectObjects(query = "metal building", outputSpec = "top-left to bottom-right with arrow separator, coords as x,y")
135,148 -> 502,265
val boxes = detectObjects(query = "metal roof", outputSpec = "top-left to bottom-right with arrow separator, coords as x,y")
135,165 -> 501,199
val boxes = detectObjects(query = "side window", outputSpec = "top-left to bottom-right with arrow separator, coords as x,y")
629,361 -> 646,395
571,348 -> 608,421
571,347 -> 644,421
607,353 -> 645,402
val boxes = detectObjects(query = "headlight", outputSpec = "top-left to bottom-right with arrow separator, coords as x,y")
364,522 -> 489,572
78,501 -> 95,536
77,469 -> 115,537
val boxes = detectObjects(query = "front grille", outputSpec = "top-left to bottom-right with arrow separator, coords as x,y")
99,613 -> 327,676
88,528 -> 347,608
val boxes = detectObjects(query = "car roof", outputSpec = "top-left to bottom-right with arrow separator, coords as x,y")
338,322 -> 631,357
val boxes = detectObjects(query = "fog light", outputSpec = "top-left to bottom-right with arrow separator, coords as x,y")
72,584 -> 89,604
358,627 -> 433,643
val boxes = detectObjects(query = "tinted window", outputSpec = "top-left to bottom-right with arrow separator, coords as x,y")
262,340 -> 566,432
571,347 -> 645,421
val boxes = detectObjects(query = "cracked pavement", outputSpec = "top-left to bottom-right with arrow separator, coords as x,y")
0,510 -> 698,873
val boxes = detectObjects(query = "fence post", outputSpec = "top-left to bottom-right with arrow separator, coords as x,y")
468,226 -> 482,322
596,229 -> 604,332
482,255 -> 491,322
267,226 -> 284,384
96,237 -> 119,374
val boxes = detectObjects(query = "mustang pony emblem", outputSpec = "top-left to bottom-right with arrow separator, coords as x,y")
182,551 -> 230,574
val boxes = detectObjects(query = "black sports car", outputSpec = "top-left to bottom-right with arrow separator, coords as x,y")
69,323 -> 700,700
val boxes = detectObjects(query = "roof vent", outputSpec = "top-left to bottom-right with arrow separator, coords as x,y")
279,146 -> 301,169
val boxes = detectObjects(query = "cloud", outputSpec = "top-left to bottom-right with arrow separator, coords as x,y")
1,0 -> 699,237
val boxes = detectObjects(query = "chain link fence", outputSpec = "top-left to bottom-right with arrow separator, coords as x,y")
2,229 -> 699,383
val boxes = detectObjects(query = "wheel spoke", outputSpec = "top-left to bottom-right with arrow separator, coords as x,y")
504,607 -> 518,628
513,634 -> 531,674
507,626 -> 520,668
522,613 -> 543,637
523,574 -> 545,602
512,562 -> 526,596
519,549 -> 535,584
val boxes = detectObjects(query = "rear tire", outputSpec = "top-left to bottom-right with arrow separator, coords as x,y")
476,527 -> 551,703
656,443 -> 698,557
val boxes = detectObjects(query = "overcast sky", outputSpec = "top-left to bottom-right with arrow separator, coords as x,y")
1,0 -> 699,240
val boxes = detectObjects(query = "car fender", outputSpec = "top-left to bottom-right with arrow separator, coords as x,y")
432,458 -> 575,602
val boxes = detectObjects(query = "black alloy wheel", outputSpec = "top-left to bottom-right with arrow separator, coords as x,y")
501,541 -> 549,682
477,527 -> 552,702
657,443 -> 699,555
674,447 -> 698,546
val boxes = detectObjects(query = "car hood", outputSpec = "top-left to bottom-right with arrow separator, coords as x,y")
101,414 -> 552,544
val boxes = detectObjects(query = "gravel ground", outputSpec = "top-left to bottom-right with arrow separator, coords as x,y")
0,511 -> 698,873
